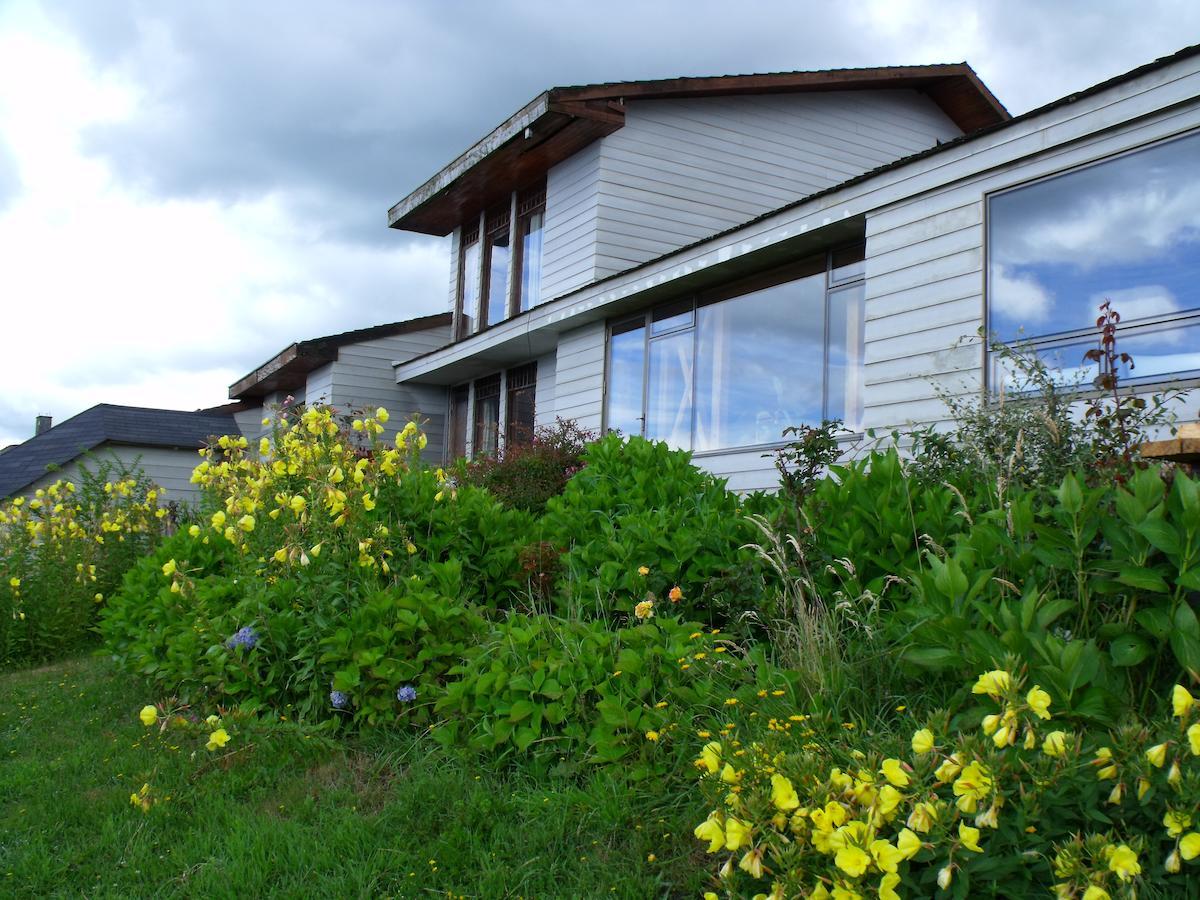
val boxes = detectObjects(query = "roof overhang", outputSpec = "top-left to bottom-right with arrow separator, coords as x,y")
387,64 -> 1009,236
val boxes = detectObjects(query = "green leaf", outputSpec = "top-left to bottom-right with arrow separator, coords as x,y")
1118,568 -> 1169,593
508,699 -> 534,723
1036,599 -> 1076,630
1175,602 -> 1200,639
1057,474 -> 1083,515
902,647 -> 962,670
1109,633 -> 1151,667
1134,518 -> 1181,557
1136,607 -> 1172,639
1171,631 -> 1200,681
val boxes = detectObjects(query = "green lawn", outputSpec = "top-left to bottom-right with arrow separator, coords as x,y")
0,657 -> 708,898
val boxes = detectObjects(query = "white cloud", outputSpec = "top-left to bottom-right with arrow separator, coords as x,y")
989,264 -> 1054,325
1087,285 -> 1180,324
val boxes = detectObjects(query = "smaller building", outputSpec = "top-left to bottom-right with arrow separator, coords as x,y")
227,313 -> 452,461
0,404 -> 239,505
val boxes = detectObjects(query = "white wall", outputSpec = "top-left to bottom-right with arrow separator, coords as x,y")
533,352 -> 557,428
541,141 -> 604,304
25,444 -> 208,508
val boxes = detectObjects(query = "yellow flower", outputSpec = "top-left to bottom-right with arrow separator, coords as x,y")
1169,760 -> 1182,787
8,576 -> 19,588
645,730 -> 659,742
205,728 -> 230,752
1106,782 -> 1124,805
953,761 -> 992,813
637,566 -> 649,576
238,514 -> 255,533
897,828 -> 922,859
878,873 -> 901,900
738,847 -> 764,879
911,728 -> 935,754
724,817 -> 752,851
1188,723 -> 1200,756
187,524 -> 201,538
1164,809 -> 1192,837
875,784 -> 902,819
1081,887 -> 1110,900
934,755 -> 962,782
972,669 -> 1012,699
869,839 -> 904,874
1181,832 -> 1200,860
1166,847 -> 1182,873
880,758 -> 910,788
668,585 -> 683,602
1146,742 -> 1168,768
936,866 -> 953,890
906,802 -> 937,833
1107,844 -> 1140,881
719,763 -> 742,785
1174,684 -> 1196,718
634,599 -> 654,620
362,493 -> 376,511
211,510 -> 226,529
161,559 -> 176,577
958,822 -> 983,852
289,495 -> 306,515
1043,730 -> 1068,757
205,714 -> 220,727
834,844 -> 871,878
139,705 -> 158,726
1026,685 -> 1052,720
375,407 -> 389,423
694,812 -> 726,853
697,741 -> 721,775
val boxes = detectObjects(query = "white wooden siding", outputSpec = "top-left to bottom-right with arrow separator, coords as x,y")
25,445 -> 208,508
591,90 -> 961,276
305,364 -> 335,404
552,321 -> 606,432
327,326 -> 451,462
534,352 -> 557,428
541,141 -> 603,304
233,407 -> 264,445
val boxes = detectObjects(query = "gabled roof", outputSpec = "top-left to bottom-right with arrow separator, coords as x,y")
228,313 -> 452,400
388,63 -> 1010,235
0,404 -> 238,498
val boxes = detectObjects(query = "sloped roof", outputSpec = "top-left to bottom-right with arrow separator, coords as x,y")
388,63 -> 1010,235
228,312 -> 452,400
0,404 -> 237,498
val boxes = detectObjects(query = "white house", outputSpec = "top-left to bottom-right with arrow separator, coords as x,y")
386,47 -> 1200,491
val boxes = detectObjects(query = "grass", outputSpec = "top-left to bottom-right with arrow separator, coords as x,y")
0,656 -> 709,898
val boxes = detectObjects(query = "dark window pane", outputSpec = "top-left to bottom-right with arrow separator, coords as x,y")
693,274 -> 826,451
651,299 -> 694,335
606,323 -> 646,436
646,330 -> 694,450
506,364 -> 537,446
448,385 -> 469,461
826,282 -> 865,430
989,131 -> 1200,348
473,376 -> 501,457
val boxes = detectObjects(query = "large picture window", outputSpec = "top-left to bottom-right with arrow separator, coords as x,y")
604,247 -> 865,452
988,129 -> 1200,387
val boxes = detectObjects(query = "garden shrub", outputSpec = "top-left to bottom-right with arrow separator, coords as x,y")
540,434 -> 769,625
689,666 -> 1200,898
458,417 -> 593,513
1,465 -> 170,668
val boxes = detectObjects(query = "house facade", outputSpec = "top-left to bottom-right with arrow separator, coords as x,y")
388,48 -> 1200,491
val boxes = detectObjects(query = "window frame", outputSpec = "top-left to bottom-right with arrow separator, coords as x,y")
454,222 -> 481,341
601,244 -> 866,453
471,374 -> 502,458
983,126 -> 1200,394
512,185 -> 547,316
504,362 -> 538,447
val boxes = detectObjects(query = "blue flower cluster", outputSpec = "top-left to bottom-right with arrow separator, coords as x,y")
329,690 -> 351,710
225,625 -> 259,650
396,684 -> 417,703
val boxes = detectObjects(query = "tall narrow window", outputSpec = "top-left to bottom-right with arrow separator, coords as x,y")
447,384 -> 469,461
483,207 -> 511,329
826,282 -> 865,430
457,225 -> 480,339
505,363 -> 538,446
515,185 -> 545,314
605,319 -> 646,437
472,375 -> 501,457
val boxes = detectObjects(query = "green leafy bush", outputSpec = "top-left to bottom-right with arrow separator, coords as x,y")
458,418 -> 594,513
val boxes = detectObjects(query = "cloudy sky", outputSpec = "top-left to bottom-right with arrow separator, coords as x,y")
0,0 -> 1196,445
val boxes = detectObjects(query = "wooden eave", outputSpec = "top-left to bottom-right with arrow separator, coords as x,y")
387,63 -> 1009,236
228,344 -> 337,401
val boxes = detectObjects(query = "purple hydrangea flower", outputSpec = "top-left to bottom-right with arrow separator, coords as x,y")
330,690 -> 351,711
396,684 -> 417,703
225,626 -> 259,650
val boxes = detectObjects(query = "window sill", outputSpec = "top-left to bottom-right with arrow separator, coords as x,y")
690,432 -> 863,460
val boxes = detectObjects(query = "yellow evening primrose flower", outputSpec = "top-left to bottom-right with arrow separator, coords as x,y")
911,728 -> 935,754
637,565 -> 649,576
879,873 -> 901,900
1081,887 -> 1110,900
1180,832 -> 1200,860
1107,844 -> 1141,881
645,730 -> 659,742
896,828 -> 922,859
694,813 -> 726,853
139,705 -> 158,726
1026,685 -> 1052,720
697,741 -> 722,775
211,510 -> 226,529
1167,847 -> 1183,873
934,755 -> 962,783
238,514 -> 255,533
834,845 -> 871,878
290,495 -> 306,514
375,407 -> 389,423
724,817 -> 752,851
1164,809 -> 1192,837
972,669 -> 1012,699
161,559 -> 176,577
1174,684 -> 1196,717
959,822 -> 983,852
869,839 -> 905,874
937,866 -> 953,890
1146,742 -> 1168,768
907,802 -> 937,833
876,784 -> 902,819
634,599 -> 654,620
771,774 -> 800,811
719,763 -> 742,785
1188,723 -> 1200,756
205,714 -> 220,727
205,728 -> 230,752
1043,730 -> 1068,757
953,761 -> 992,813
738,847 -> 764,879
188,524 -> 201,538
880,758 -> 910,788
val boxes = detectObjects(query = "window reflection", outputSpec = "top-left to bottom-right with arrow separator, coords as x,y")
519,210 -> 543,313
988,130 -> 1200,381
646,330 -> 695,449
606,323 -> 645,437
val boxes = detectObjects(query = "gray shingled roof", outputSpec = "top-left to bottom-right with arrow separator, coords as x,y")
0,404 -> 238,498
